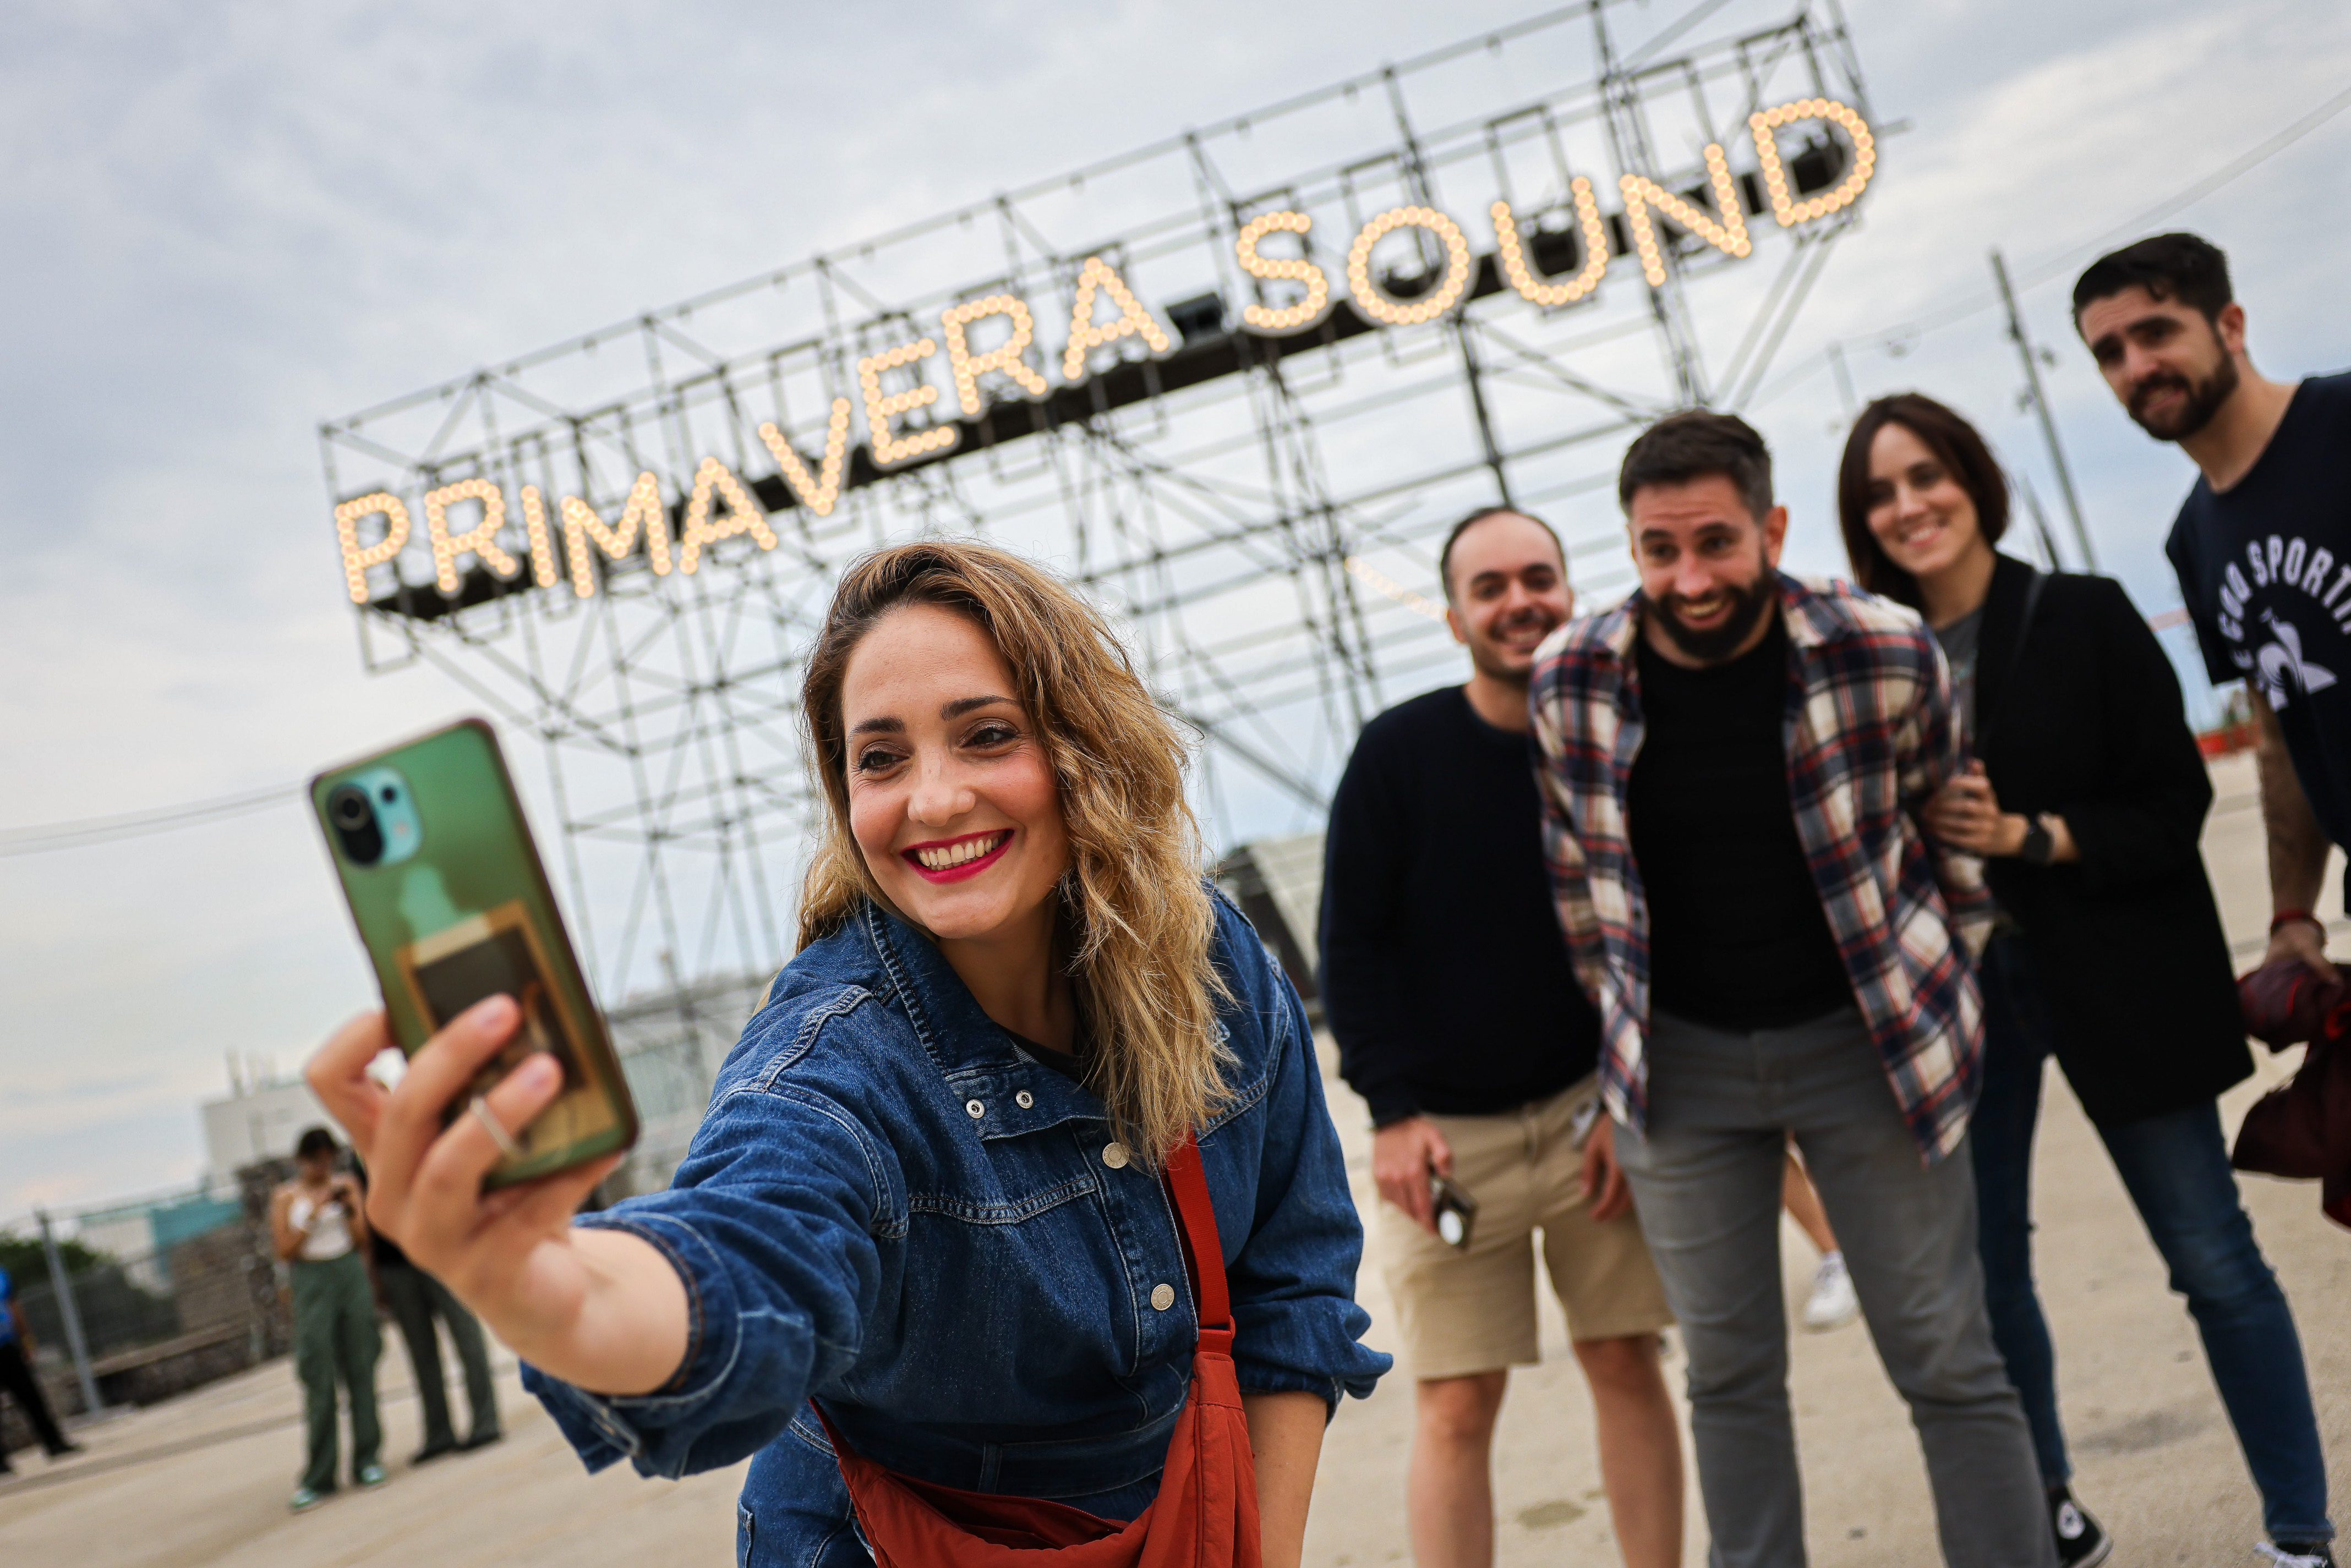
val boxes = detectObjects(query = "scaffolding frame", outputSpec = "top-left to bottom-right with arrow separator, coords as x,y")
316,1 -> 1877,1152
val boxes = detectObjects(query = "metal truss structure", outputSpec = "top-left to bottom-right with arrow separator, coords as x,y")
318,0 -> 1878,1173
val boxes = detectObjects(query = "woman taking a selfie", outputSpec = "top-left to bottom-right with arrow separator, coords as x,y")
309,539 -> 1386,1568
1837,393 -> 2332,1568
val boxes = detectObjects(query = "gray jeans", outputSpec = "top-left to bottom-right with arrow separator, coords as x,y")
1613,1007 -> 2053,1568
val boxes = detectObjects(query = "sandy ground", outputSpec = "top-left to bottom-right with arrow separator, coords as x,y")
3,754 -> 2345,1567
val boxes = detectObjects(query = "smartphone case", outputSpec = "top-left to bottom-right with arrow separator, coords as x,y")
310,719 -> 637,1187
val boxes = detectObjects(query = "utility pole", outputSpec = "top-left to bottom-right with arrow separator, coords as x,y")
1991,248 -> 2097,571
36,1208 -> 102,1418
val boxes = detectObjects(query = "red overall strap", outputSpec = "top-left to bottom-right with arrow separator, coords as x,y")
1163,1132 -> 1230,1335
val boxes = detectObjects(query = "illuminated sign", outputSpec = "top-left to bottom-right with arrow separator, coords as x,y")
333,96 -> 1874,611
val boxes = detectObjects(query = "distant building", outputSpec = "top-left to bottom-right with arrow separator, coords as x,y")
200,1071 -> 333,1178
1217,833 -> 1325,1016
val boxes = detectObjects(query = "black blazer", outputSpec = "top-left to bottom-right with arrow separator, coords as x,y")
1973,552 -> 2251,1125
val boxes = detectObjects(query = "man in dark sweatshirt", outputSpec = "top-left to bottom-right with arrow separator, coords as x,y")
1320,507 -> 1682,1568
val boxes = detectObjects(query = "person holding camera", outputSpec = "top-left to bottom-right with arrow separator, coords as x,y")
308,540 -> 1386,1568
1321,506 -> 1681,1568
269,1126 -> 386,1511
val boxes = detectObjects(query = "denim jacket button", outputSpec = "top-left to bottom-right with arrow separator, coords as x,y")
965,1099 -> 986,1119
1150,1283 -> 1175,1311
1016,1091 -> 1034,1109
1101,1142 -> 1130,1170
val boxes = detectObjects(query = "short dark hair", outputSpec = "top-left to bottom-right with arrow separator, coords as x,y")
2072,232 -> 2233,325
1437,506 -> 1565,600
295,1127 -> 339,1161
1835,393 -> 2010,613
1617,410 -> 1773,525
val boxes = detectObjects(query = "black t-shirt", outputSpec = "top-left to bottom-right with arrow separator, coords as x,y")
1319,685 -> 1600,1126
1628,615 -> 1854,1031
2168,372 -> 2351,858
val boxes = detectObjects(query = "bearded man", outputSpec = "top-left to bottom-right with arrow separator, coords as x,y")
1320,506 -> 1684,1568
1529,412 -> 2053,1568
2077,233 -> 2351,994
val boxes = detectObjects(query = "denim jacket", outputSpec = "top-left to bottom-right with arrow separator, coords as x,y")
526,890 -> 1388,1567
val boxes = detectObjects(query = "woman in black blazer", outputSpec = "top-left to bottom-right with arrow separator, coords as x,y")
1837,395 -> 2334,1568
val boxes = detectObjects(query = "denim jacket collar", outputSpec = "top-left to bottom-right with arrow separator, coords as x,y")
855,899 -> 1109,1138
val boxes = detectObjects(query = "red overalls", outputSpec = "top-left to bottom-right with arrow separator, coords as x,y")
817,1133 -> 1262,1568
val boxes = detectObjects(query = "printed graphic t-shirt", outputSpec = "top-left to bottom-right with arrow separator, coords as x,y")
2167,371 -> 2351,856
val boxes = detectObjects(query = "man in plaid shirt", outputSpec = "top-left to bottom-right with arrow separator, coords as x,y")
1530,412 -> 2052,1568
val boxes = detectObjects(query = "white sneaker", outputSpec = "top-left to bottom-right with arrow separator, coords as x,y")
1802,1252 -> 1859,1331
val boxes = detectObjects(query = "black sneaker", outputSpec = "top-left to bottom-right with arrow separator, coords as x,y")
2048,1487 -> 2111,1567
2260,1542 -> 2337,1567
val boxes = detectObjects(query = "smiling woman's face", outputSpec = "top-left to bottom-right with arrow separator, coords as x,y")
1865,421 -> 1985,584
838,602 -> 1070,945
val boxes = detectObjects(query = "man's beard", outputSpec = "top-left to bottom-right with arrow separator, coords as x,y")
1469,604 -> 1563,683
2128,353 -> 2239,441
1649,571 -> 1776,665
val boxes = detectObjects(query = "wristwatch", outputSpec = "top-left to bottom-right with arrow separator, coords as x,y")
2019,815 -> 2055,866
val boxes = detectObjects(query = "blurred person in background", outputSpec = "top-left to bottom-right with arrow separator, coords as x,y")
359,1164 -> 501,1463
1320,506 -> 1682,1568
309,541 -> 1386,1568
1779,1146 -> 1857,1333
1533,410 -> 2052,1568
2077,233 -> 2351,994
1839,390 -> 2332,1568
0,1260 -> 80,1474
270,1126 -> 385,1511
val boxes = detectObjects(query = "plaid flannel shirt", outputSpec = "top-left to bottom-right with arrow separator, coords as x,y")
1529,572 -> 1992,1165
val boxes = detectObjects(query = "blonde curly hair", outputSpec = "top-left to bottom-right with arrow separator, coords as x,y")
796,540 -> 1229,1162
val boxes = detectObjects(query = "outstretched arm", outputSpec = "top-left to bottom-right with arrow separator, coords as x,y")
308,999 -> 688,1395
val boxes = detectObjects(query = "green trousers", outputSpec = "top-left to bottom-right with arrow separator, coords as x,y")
290,1252 -> 381,1492
378,1259 -> 498,1449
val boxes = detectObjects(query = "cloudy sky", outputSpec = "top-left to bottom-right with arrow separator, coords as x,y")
4,0 -> 2349,1224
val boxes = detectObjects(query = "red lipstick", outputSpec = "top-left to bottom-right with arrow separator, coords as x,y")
901,829 -> 1014,884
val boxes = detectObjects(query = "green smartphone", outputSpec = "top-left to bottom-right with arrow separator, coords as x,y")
310,717 -> 637,1187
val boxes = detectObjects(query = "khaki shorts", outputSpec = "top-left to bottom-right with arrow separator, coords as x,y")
1378,1076 -> 1672,1380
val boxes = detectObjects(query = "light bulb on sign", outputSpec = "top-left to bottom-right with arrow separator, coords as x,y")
1060,256 -> 1171,383
518,485 -> 562,588
1490,179 -> 1610,308
942,295 -> 1049,418
560,471 -> 671,598
676,457 -> 778,575
1344,206 -> 1474,327
1618,143 -> 1751,288
1747,97 -> 1876,227
333,492 -> 410,604
422,478 -> 521,595
858,339 -> 960,468
1235,211 -> 1332,333
757,401 -> 853,516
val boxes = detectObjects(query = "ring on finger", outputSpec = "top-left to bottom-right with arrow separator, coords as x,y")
469,1095 -> 525,1160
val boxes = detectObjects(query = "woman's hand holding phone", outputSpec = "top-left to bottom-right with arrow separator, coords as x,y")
306,995 -> 690,1396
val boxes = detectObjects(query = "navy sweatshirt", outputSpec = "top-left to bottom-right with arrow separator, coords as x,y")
1317,685 -> 1600,1126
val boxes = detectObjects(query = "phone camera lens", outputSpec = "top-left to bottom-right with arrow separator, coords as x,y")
325,783 -> 385,865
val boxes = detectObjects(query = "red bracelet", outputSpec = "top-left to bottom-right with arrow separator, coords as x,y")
2271,909 -> 2327,936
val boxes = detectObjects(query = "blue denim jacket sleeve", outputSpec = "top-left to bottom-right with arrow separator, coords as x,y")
523,988 -> 899,1479
1213,900 -> 1391,1410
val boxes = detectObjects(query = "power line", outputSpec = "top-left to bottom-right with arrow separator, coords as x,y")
0,784 -> 304,858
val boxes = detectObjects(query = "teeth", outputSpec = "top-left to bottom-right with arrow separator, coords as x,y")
916,832 -> 1006,870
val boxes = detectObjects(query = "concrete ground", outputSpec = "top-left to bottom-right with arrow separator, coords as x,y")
4,754 -> 2346,1567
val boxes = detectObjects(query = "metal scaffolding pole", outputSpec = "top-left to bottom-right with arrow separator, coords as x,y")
1991,247 -> 2097,571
